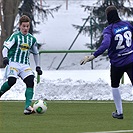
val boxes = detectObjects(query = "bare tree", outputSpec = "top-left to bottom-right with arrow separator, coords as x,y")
0,0 -> 3,67
0,0 -> 21,67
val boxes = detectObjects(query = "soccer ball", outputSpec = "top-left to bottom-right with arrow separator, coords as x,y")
33,100 -> 47,114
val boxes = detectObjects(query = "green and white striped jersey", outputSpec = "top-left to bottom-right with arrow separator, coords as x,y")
3,31 -> 39,65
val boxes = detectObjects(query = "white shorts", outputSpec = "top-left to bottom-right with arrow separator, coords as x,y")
4,62 -> 34,80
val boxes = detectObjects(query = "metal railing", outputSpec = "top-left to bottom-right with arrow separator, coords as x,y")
37,50 -> 95,83
37,50 -> 124,84
39,49 -> 96,54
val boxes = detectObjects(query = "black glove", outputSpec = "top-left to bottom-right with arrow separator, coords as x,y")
36,66 -> 42,75
3,57 -> 9,66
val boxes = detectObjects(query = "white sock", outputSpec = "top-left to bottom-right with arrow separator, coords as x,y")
112,87 -> 123,114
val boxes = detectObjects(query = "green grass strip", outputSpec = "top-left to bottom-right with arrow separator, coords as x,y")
0,101 -> 132,133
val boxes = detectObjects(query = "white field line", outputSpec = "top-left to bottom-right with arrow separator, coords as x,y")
0,100 -> 132,104
46,101 -> 133,104
82,129 -> 133,133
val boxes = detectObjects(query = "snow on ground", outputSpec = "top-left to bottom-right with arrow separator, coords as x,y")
0,69 -> 132,101
34,70 -> 133,101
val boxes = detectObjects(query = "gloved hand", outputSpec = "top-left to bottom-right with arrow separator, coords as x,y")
36,66 -> 43,75
3,57 -> 9,66
80,55 -> 95,65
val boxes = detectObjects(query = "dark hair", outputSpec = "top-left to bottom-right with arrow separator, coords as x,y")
19,15 -> 30,25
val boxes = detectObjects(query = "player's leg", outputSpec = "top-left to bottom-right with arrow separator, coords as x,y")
23,75 -> 34,115
20,64 -> 35,114
110,65 -> 124,119
23,75 -> 34,109
125,62 -> 133,94
125,62 -> 133,85
0,77 -> 17,97
0,62 -> 18,97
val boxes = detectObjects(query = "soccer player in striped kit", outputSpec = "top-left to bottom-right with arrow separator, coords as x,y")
80,5 -> 133,119
0,15 -> 43,115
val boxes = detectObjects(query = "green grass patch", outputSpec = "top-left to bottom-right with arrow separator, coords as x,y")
0,100 -> 132,133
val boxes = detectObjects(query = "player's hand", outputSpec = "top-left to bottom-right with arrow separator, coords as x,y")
80,55 -> 95,65
3,57 -> 9,66
36,66 -> 43,75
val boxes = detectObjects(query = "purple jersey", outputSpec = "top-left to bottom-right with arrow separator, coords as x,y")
94,21 -> 133,67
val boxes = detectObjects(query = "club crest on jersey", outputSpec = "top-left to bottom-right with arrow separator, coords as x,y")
19,43 -> 30,51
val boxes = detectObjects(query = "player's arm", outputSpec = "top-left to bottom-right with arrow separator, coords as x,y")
2,39 -> 15,66
31,42 -> 43,75
80,32 -> 111,65
2,46 -> 8,58
2,33 -> 16,66
2,46 -> 9,66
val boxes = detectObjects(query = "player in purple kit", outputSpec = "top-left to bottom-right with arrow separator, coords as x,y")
80,5 -> 133,119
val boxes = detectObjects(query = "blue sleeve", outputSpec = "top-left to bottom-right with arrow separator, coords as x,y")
94,28 -> 111,57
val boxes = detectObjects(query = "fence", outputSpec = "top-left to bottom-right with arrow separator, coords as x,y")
37,50 -> 124,84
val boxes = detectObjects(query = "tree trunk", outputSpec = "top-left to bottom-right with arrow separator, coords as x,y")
0,0 -> 4,68
0,0 -> 21,68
